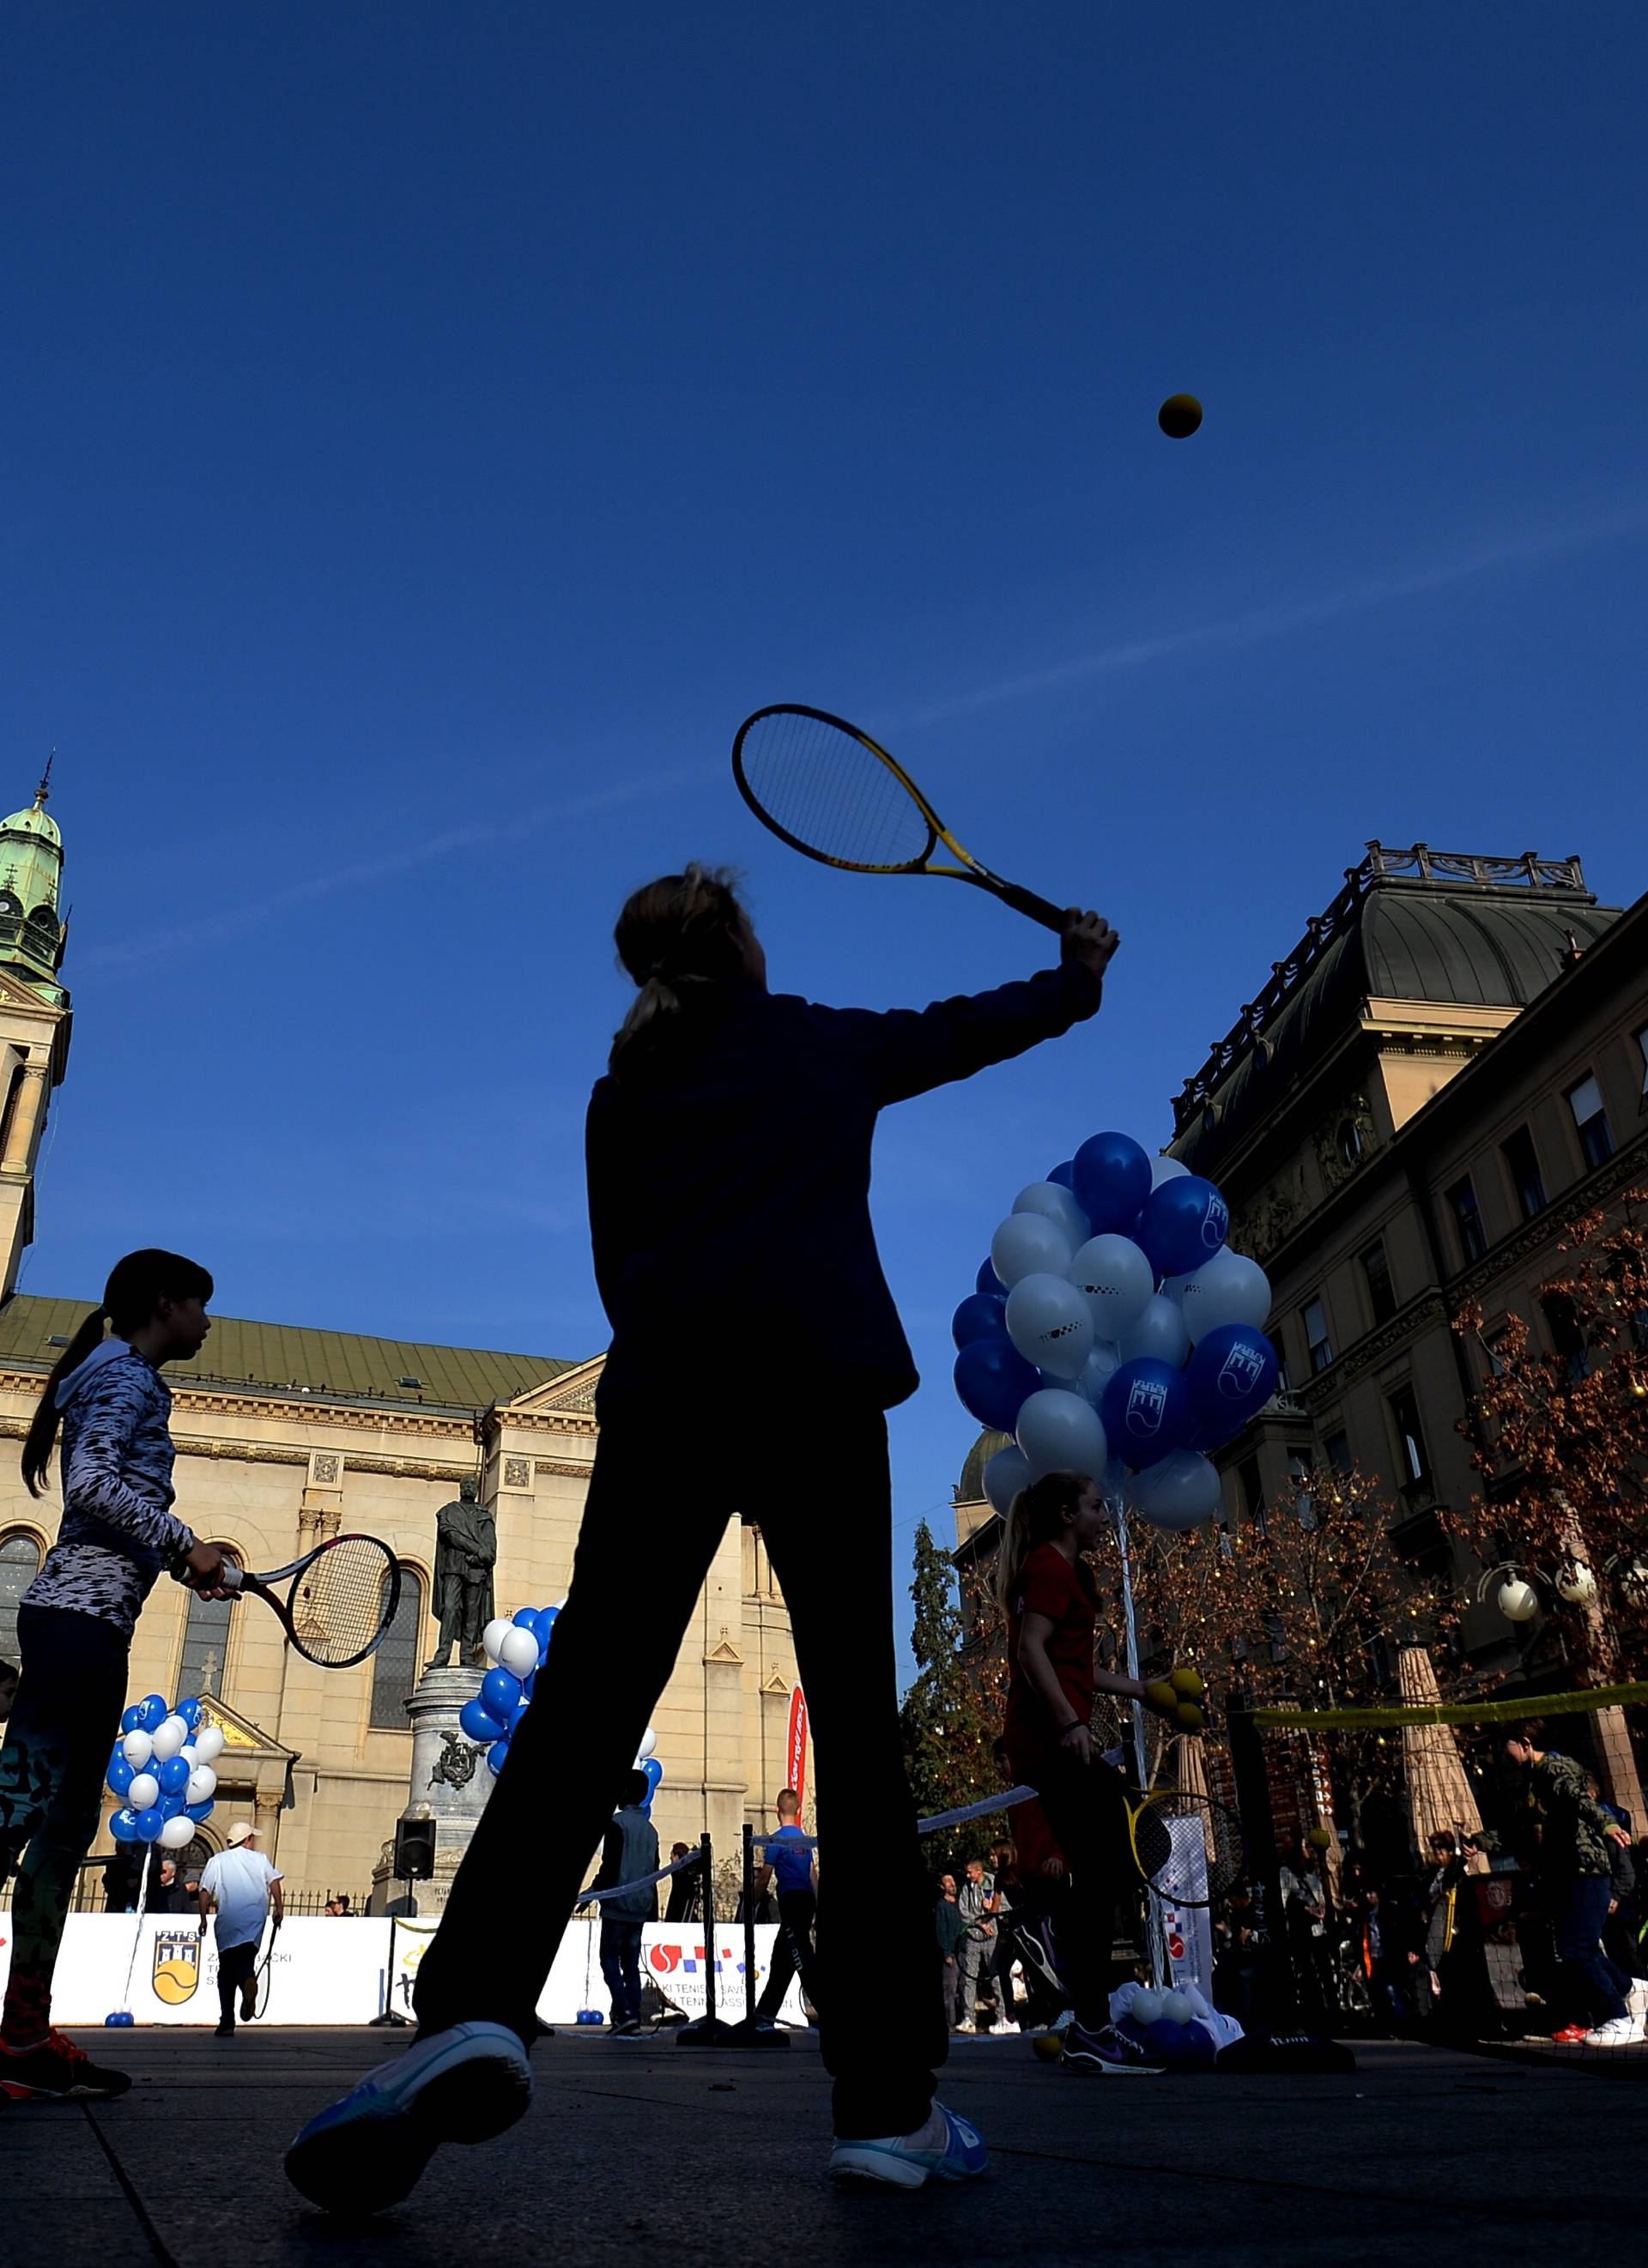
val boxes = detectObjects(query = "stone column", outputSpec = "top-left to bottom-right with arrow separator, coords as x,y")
400,1663 -> 493,1916
0,1061 -> 48,1175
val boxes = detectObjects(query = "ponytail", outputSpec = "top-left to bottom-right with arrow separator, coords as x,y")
22,1248 -> 213,1497
994,1469 -> 1088,1618
608,863 -> 749,1074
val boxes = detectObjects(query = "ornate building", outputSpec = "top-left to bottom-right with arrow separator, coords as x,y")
0,777 -> 803,1898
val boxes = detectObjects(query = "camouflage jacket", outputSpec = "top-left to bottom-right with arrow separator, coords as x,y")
1530,1751 -> 1618,1877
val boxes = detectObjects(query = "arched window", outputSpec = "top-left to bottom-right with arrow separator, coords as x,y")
0,1530 -> 42,1665
370,1566 -> 425,1729
177,1547 -> 240,1701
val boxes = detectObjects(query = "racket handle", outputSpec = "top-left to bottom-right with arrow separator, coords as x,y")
994,880 -> 1068,933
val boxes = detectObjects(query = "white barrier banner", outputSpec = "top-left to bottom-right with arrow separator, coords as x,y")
1158,1816 -> 1215,1996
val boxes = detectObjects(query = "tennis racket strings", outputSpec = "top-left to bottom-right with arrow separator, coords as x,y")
288,1537 -> 398,1668
1130,1789 -> 1244,1908
734,708 -> 934,870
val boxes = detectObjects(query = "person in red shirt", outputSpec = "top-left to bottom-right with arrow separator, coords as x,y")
998,1468 -> 1176,2074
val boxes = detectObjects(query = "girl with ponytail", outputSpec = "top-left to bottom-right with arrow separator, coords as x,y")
997,1469 -> 1178,2076
1,1249 -> 227,2102
289,863 -> 1124,2211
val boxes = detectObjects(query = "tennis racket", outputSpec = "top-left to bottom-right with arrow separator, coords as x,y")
731,705 -> 1067,931
215,1534 -> 401,1669
1125,1785 -> 1245,1909
253,1913 -> 281,2018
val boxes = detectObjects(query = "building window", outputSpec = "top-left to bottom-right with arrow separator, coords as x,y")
1236,1455 -> 1268,1538
178,1548 -> 239,1700
1359,1239 -> 1397,1326
1446,1176 -> 1487,1265
1324,1429 -> 1352,1475
370,1566 -> 425,1729
1388,1386 -> 1429,1487
1636,1025 -> 1648,1099
1501,1127 -> 1548,1222
1565,1074 -> 1614,1171
1303,1297 -> 1333,1374
0,1530 -> 42,1665
1337,1118 -> 1365,1170
1540,1291 -> 1590,1382
1483,1328 -> 1509,1377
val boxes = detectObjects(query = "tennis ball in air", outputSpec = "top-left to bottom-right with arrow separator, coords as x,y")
1033,2031 -> 1065,2063
1169,1666 -> 1205,1700
1174,1701 -> 1205,1733
1144,1678 -> 1178,1714
1158,393 -> 1203,438
1307,1824 -> 1334,1853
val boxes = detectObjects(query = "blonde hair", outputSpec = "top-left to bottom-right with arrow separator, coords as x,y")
994,1469 -> 1088,1616
608,863 -> 748,1074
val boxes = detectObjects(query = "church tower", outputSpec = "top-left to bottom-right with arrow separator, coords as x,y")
0,764 -> 71,1300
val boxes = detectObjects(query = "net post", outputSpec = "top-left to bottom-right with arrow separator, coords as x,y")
676,1832 -> 734,2046
1228,1694 -> 1299,2027
733,1818 -> 787,2047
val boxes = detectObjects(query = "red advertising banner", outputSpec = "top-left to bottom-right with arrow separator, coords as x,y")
786,1686 -> 809,1811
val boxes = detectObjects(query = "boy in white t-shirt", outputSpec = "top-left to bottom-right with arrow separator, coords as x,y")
199,1823 -> 283,2037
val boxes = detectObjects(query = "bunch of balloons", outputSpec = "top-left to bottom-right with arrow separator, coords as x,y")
952,1130 -> 1279,1533
106,1691 -> 222,1853
460,1606 -> 665,1809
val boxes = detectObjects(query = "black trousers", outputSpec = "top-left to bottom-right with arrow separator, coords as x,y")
216,1939 -> 258,2028
1027,1751 -> 1131,2032
755,1885 -> 821,2021
415,1402 -> 945,2136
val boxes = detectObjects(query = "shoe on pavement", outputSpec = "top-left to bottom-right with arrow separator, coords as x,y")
1061,2021 -> 1165,2076
1584,2016 -> 1645,2047
0,2031 -> 132,2101
1548,2024 -> 1590,2044
285,2020 -> 532,2215
215,2021 -> 235,2038
829,2103 -> 988,2189
1625,1979 -> 1648,2019
613,2019 -> 643,2038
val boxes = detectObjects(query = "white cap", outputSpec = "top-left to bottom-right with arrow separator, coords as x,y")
226,1821 -> 257,1847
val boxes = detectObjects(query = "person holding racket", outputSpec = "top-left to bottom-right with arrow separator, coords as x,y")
286,859 -> 1117,2208
0,1249 -> 228,2102
996,1469 -> 1180,2075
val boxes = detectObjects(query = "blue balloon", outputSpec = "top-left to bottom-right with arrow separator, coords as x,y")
951,1291 -> 1009,1352
135,1806 -> 166,1843
482,1667 -> 522,1721
186,1798 -> 215,1822
1187,1323 -> 1279,1436
975,1256 -> 1005,1297
1073,1132 -> 1153,1236
160,1793 -> 185,1819
459,1696 -> 500,1742
1100,1358 -> 1192,1469
177,1697 -> 203,1730
157,1756 -> 191,1798
511,1696 -> 533,1733
110,1806 -> 141,1839
107,1755 -> 136,1799
954,1338 -> 1040,1432
1144,2016 -> 1212,2068
1136,1174 -> 1229,1279
1047,1160 -> 1076,1188
512,1606 -> 540,1630
488,1739 -> 511,1775
120,1705 -> 143,1734
137,1694 -> 168,1733
639,1757 -> 663,1811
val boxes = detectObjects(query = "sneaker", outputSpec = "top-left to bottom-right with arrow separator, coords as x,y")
0,2031 -> 132,2101
215,2021 -> 235,2038
828,2103 -> 988,2190
613,2019 -> 643,2038
284,2020 -> 532,2215
1584,2016 -> 1645,2047
1548,2024 -> 1590,2044
1061,2021 -> 1165,2076
1626,1979 -> 1648,2020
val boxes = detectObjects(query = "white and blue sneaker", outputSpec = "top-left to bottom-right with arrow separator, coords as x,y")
285,2021 -> 532,2215
828,2102 -> 988,2190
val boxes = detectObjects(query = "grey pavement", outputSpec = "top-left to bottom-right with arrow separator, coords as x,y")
16,2025 -> 1643,2268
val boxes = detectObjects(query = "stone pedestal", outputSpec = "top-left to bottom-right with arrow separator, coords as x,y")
395,1663 -> 495,1918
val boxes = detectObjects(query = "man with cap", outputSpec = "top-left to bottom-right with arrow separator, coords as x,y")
199,1823 -> 284,2037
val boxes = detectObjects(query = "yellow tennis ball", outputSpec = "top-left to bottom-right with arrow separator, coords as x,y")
1174,1700 -> 1205,1733
1169,1666 -> 1204,1700
1144,1679 -> 1178,1714
1033,2031 -> 1065,2062
1158,393 -> 1203,438
1307,1825 -> 1334,1853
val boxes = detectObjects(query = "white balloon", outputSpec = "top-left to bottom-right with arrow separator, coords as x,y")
1150,1156 -> 1191,1188
983,1442 -> 1033,1516
1005,1271 -> 1094,1380
1067,1234 -> 1154,1337
1073,1342 -> 1120,1406
1497,1578 -> 1538,1623
126,1772 -> 161,1812
186,1765 -> 217,1805
1160,1987 -> 1197,2023
498,1627 -> 540,1679
1127,1450 -> 1222,1532
160,1815 -> 197,1850
179,1744 -> 198,1769
1015,1388 -> 1109,1481
1117,1293 -> 1191,1370
122,1730 -> 154,1769
636,1727 -> 657,1762
482,1617 -> 514,1666
1130,1986 -> 1166,2026
991,1211 -> 1073,1290
1165,1247 -> 1272,1340
1013,1180 -> 1091,1252
191,1725 -> 225,1765
150,1715 -> 189,1763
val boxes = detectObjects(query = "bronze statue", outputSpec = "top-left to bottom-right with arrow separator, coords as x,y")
431,1477 -> 496,1667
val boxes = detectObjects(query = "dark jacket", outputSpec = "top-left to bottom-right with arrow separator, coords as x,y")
594,1804 -> 661,1921
587,964 -> 1103,1410
1530,1752 -> 1621,1878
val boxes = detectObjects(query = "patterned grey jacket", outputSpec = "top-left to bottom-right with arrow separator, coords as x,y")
24,1339 -> 197,1637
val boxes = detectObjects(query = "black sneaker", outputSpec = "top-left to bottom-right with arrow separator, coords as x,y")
215,2021 -> 235,2037
1060,2021 -> 1164,2076
613,2018 -> 643,2037
0,2031 -> 133,2100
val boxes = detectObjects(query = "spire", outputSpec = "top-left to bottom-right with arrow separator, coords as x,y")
0,755 -> 68,1002
34,750 -> 53,808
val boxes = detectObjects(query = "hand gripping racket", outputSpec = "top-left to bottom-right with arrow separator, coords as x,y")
215,1533 -> 401,1669
732,705 -> 1067,931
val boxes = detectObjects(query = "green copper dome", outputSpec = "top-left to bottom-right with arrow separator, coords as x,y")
0,769 -> 68,1003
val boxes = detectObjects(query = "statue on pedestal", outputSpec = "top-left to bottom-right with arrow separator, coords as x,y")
430,1477 -> 496,1668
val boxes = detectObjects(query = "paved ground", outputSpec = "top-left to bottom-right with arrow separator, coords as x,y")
12,2025 -> 1643,2267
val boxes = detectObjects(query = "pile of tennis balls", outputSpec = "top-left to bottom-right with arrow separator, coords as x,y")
1142,1663 -> 1206,1733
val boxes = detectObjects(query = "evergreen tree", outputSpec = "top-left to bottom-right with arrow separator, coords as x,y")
900,1520 -> 1006,1866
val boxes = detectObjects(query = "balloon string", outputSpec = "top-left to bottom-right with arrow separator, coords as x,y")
118,1845 -> 155,2012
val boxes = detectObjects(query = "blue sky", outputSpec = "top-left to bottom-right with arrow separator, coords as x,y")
4,5 -> 1646,1674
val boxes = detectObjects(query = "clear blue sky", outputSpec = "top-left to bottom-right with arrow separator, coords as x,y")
4,5 -> 1645,1677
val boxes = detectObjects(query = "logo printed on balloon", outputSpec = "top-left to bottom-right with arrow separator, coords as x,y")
1215,1340 -> 1267,1400
1124,1376 -> 1168,1439
1200,1194 -> 1230,1250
